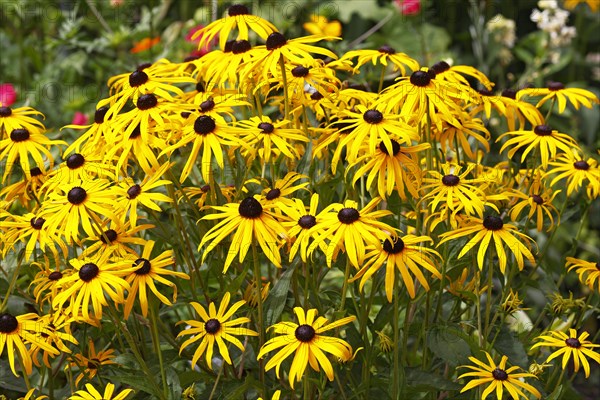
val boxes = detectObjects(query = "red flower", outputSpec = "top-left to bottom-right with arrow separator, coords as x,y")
185,25 -> 215,58
0,83 -> 17,106
71,111 -> 89,126
395,0 -> 421,15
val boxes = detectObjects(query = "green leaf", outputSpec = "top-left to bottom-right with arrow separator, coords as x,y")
111,373 -> 163,397
490,325 -> 528,368
406,368 -> 462,391
427,325 -> 471,366
263,265 -> 295,326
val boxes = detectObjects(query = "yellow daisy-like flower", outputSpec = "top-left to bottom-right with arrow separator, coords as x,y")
68,382 -> 133,400
566,257 -> 600,291
259,172 -> 309,208
123,240 -> 189,319
457,351 -> 541,400
434,111 -> 490,161
237,116 -> 308,163
192,3 -> 278,51
177,292 -> 258,370
160,114 -> 246,183
43,148 -> 115,192
112,162 -> 173,227
30,312 -> 77,368
0,105 -> 45,135
509,177 -> 561,232
0,165 -> 48,206
517,81 -> 599,113
339,45 -> 419,76
0,312 -> 59,376
335,104 -> 418,166
29,263 -> 73,307
0,125 -> 66,182
471,89 -> 544,132
257,307 -> 355,388
303,14 -> 342,37
351,234 -> 442,301
531,329 -> 600,378
546,150 -> 600,199
349,138 -> 428,200
62,106 -> 112,155
1,212 -> 68,261
438,215 -> 536,274
52,252 -> 134,322
497,124 -> 578,169
40,179 -> 118,244
307,198 -> 396,268
81,220 -> 152,259
69,339 -> 118,387
198,195 -> 288,272
420,163 -> 489,222
279,193 -> 324,263
429,60 -> 494,90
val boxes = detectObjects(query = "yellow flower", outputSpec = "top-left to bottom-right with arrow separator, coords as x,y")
257,307 -> 355,388
303,15 -> 342,37
546,150 -> 600,199
517,81 -> 599,113
566,257 -> 600,292
531,329 -> 600,378
68,383 -> 133,400
177,292 -> 258,370
438,215 -> 536,274
69,339 -> 117,387
339,45 -> 419,76
563,0 -> 599,13
123,240 -> 189,319
198,195 -> 288,272
458,351 -> 541,399
430,60 -> 494,90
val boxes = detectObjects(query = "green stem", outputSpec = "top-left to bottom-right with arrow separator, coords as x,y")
544,97 -> 556,122
149,301 -> 169,399
252,241 -> 266,397
483,250 -> 495,342
392,290 -> 400,400
378,64 -> 387,93
338,258 -> 351,312
0,251 -> 25,311
208,363 -> 224,400
278,55 -> 290,119
303,371 -> 311,400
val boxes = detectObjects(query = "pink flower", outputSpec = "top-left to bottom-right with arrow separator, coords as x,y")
0,83 -> 17,107
185,25 -> 215,58
396,0 -> 421,15
185,25 -> 204,43
71,111 -> 89,126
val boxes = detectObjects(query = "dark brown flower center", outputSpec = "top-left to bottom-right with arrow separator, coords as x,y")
232,39 -> 252,54
298,215 -> 316,229
442,174 -> 460,186
94,106 -> 109,123
291,66 -> 310,77
383,237 -> 405,254
565,337 -> 581,348
205,318 -> 221,334
295,324 -> 316,342
492,368 -> 508,381
266,32 -> 287,50
133,258 -> 151,275
137,93 -> 158,110
410,71 -> 431,87
194,115 -> 216,135
127,184 -> 142,199
129,70 -> 149,87
10,128 -> 30,142
100,229 -> 118,244
265,188 -> 281,200
378,45 -> 396,54
30,167 -> 43,177
129,125 -> 141,139
547,81 -> 565,91
310,92 -> 324,101
478,89 -> 494,96
379,140 -> 401,156
501,89 -> 516,99
199,99 -> 215,112
338,207 -> 360,224
66,153 -> 85,169
239,197 -> 263,218
258,122 -> 275,133
430,61 -> 450,74
137,62 -> 152,71
30,217 -> 46,230
223,41 -> 235,53
67,187 -> 87,205
0,313 -> 18,333
48,271 -> 63,281
79,263 -> 99,282
196,81 -> 205,92
483,215 -> 503,231
87,358 -> 100,369
531,194 -> 544,205
0,106 -> 12,117
574,160 -> 590,170
228,4 -> 249,16
363,110 -> 383,124
533,125 -> 552,136
201,184 -> 211,193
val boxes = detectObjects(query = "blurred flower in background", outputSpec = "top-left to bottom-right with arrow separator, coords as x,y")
303,15 -> 342,37
71,112 -> 89,126
0,83 -> 16,107
395,0 -> 422,15
486,15 -> 516,48
130,37 -> 161,54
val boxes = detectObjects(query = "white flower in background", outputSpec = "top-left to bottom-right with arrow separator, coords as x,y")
486,14 -> 517,48
538,0 -> 558,9
531,1 -> 575,48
